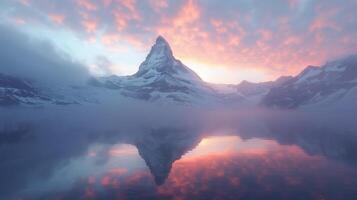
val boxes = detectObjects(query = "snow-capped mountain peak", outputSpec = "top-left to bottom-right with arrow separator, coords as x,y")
134,36 -> 202,82
88,36 -> 221,104
140,36 -> 174,67
262,54 -> 357,108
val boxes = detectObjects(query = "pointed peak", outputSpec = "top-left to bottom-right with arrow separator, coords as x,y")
144,35 -> 173,61
153,35 -> 171,50
155,35 -> 167,44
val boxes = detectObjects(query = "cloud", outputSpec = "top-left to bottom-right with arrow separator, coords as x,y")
3,0 -> 357,83
48,14 -> 66,24
77,0 -> 98,11
0,24 -> 90,86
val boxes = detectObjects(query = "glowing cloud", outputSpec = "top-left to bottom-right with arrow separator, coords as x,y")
3,0 -> 357,83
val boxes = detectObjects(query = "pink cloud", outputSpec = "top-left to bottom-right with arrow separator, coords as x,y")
77,0 -> 97,11
149,0 -> 168,12
102,0 -> 112,7
82,19 -> 97,33
259,29 -> 273,41
111,0 -> 141,32
10,0 -> 357,83
121,0 -> 136,13
48,14 -> 65,24
309,6 -> 340,32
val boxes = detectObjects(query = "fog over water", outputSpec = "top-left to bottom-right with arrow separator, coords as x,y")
1,102 -> 357,199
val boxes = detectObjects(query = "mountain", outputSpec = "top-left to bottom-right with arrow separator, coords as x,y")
91,36 -> 220,104
2,34 -> 356,108
92,36 -> 286,105
0,73 -> 97,106
262,55 -> 357,108
1,36 -> 249,107
0,73 -> 63,106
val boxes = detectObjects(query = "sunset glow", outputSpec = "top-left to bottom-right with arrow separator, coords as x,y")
2,0 -> 357,83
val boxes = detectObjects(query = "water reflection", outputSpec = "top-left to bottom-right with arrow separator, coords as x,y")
29,135 -> 357,200
1,111 -> 357,199
135,128 -> 201,185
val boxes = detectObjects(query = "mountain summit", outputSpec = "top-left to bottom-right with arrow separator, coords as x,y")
134,36 -> 202,82
93,36 -> 217,104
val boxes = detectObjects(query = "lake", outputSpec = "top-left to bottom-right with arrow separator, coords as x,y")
1,109 -> 357,200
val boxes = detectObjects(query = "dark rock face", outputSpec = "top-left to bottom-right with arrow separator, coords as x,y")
262,55 -> 357,108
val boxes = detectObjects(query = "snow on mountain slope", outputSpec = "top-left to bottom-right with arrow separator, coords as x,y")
209,76 -> 293,105
262,55 -> 357,108
3,33 -> 356,109
91,36 -> 222,105
0,36 -> 262,107
93,34 -> 294,106
0,73 -> 99,106
0,73 -> 69,106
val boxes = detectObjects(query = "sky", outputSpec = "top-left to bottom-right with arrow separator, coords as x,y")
1,0 -> 357,84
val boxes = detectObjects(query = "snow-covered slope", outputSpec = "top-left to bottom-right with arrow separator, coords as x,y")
0,73 -> 79,106
3,34 -> 356,108
0,73 -> 101,106
0,73 -> 45,106
91,36 -> 222,105
209,76 -> 293,105
262,55 -> 357,108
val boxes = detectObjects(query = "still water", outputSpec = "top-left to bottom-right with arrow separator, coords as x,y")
1,125 -> 356,200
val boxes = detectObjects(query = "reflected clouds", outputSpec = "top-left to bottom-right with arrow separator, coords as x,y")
1,106 -> 357,199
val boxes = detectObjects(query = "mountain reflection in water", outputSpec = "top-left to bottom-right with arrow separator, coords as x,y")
1,109 -> 357,200
1,129 -> 356,199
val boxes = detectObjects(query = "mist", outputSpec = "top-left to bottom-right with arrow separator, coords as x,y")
0,24 -> 90,87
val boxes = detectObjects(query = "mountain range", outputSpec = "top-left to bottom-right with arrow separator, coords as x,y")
1,36 -> 357,109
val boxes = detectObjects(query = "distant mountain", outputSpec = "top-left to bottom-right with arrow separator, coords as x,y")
0,73 -> 57,106
2,34 -> 357,108
262,55 -> 357,108
0,73 -> 94,106
91,36 -> 220,105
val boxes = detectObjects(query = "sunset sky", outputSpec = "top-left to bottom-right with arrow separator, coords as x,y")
1,0 -> 357,84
